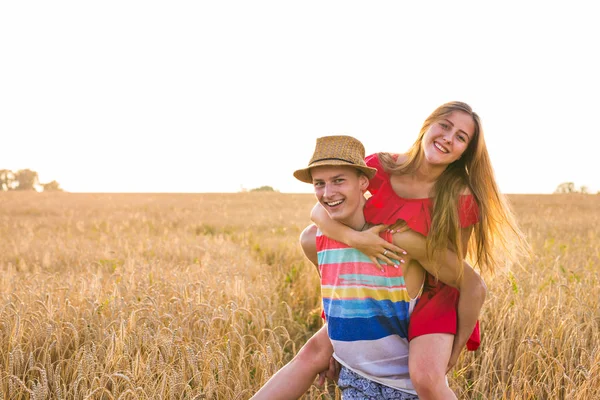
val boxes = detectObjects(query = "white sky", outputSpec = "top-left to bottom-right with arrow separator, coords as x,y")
1,1 -> 598,194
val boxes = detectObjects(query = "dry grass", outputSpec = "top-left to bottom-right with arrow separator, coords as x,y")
0,192 -> 598,399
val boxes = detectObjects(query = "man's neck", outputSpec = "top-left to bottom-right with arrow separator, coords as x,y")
340,215 -> 368,232
334,197 -> 368,232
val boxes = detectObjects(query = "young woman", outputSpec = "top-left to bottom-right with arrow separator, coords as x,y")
252,102 -> 529,399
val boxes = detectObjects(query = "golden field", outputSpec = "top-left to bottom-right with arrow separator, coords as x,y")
0,192 -> 598,399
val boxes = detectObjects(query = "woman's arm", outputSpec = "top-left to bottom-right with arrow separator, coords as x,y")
311,202 -> 406,266
392,229 -> 487,363
392,227 -> 482,290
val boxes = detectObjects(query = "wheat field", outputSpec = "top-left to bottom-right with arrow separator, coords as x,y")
0,192 -> 598,399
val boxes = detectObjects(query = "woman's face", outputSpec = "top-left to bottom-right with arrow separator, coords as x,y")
421,110 -> 475,166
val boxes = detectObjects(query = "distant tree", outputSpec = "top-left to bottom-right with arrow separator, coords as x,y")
250,185 -> 277,192
554,182 -> 575,194
579,185 -> 589,194
42,180 -> 63,192
0,169 -> 16,191
14,169 -> 39,191
1,168 -> 63,192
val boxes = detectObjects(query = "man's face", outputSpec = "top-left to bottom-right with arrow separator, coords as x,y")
311,165 -> 369,227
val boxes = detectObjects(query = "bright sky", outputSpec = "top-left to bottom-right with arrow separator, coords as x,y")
1,1 -> 598,194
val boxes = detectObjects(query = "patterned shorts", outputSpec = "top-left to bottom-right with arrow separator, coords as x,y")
337,367 -> 419,400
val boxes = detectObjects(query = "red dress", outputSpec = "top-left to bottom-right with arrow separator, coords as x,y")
364,153 -> 481,351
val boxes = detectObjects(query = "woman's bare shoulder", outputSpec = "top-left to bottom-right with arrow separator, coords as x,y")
460,186 -> 473,196
384,152 -> 407,165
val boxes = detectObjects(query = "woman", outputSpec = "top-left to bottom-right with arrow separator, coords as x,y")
252,101 -> 529,399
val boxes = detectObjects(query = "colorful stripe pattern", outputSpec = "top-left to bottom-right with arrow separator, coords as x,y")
316,229 -> 418,392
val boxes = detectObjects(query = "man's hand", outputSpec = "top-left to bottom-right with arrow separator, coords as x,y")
316,356 -> 340,386
446,346 -> 462,373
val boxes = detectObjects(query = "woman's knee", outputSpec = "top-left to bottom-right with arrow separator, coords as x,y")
409,334 -> 452,394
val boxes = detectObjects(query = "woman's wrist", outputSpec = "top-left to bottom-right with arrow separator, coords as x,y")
345,229 -> 362,248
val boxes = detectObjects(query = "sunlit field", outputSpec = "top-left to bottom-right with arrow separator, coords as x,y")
1,192 -> 598,399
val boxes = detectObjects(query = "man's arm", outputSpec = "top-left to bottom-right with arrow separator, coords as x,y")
299,224 -> 319,270
298,223 -> 340,384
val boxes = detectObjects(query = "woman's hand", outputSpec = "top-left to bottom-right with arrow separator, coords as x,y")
349,224 -> 407,268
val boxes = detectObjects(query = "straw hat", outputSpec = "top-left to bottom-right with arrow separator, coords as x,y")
293,135 -> 377,183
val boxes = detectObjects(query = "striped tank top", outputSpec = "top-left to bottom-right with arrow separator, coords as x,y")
316,229 -> 422,394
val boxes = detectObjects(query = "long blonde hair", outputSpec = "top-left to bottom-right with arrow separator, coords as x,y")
379,101 -> 528,275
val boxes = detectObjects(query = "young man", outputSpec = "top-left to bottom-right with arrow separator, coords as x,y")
252,135 -> 486,399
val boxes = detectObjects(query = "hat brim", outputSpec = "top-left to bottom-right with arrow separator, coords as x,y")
293,160 -> 377,184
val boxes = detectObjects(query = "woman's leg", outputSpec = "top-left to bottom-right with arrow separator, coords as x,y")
251,325 -> 334,400
409,333 -> 457,400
